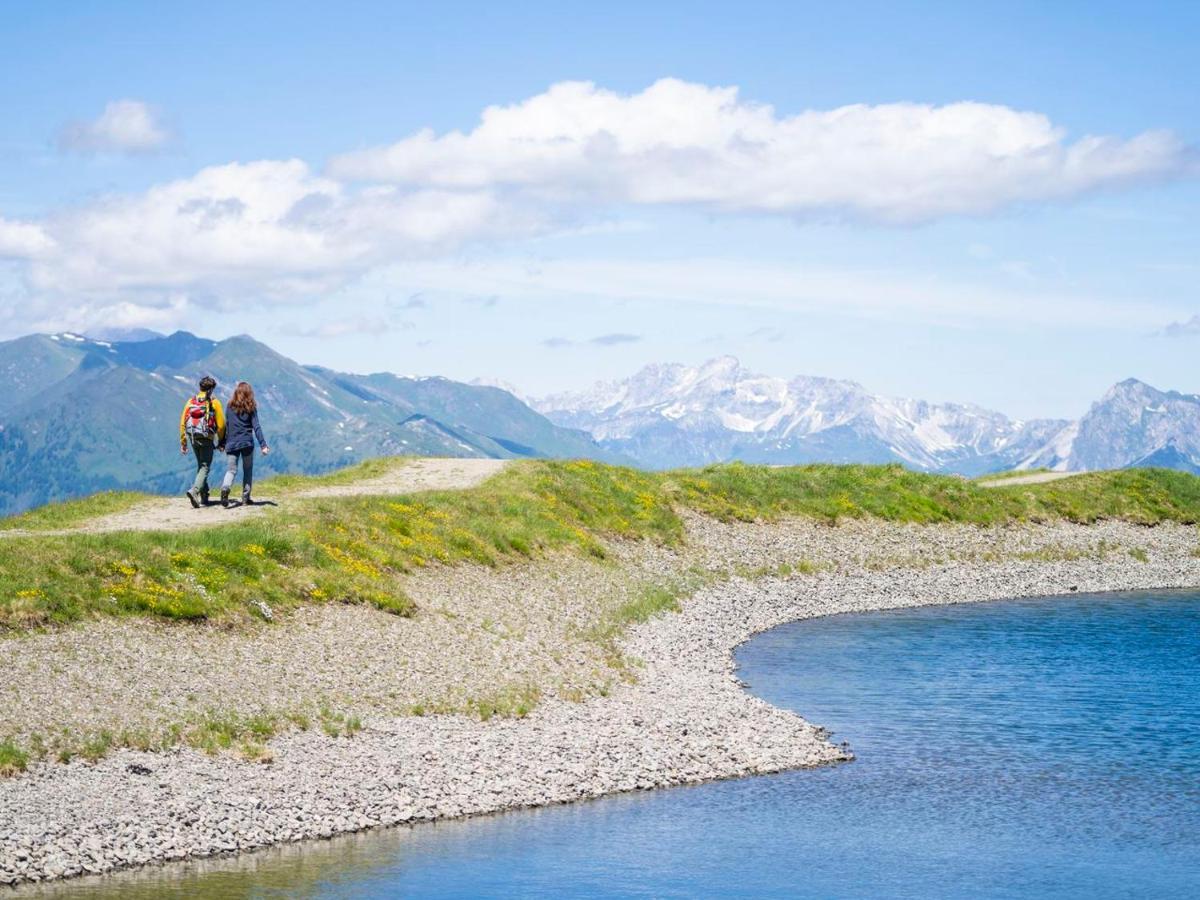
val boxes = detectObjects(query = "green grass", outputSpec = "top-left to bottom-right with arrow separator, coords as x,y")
664,462 -> 1200,526
3,702 -> 370,771
0,738 -> 29,776
0,459 -> 678,630
3,458 -> 1199,632
584,571 -> 712,661
733,559 -> 830,579
0,490 -> 149,532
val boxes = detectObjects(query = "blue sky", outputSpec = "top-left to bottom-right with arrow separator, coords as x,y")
1,1 -> 1197,418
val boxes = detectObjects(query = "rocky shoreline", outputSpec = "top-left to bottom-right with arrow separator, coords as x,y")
3,519 -> 1199,889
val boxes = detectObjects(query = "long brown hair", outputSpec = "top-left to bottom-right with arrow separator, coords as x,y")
228,381 -> 257,415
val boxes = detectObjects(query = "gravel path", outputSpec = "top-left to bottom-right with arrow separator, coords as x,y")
3,517 -> 1199,888
977,471 -> 1081,487
0,458 -> 508,537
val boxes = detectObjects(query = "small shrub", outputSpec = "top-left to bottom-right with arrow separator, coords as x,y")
0,738 -> 29,777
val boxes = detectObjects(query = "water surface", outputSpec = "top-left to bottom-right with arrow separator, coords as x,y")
37,590 -> 1200,898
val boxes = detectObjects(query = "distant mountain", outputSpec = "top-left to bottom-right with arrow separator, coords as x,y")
0,331 -> 621,516
535,358 -> 1200,475
535,356 -> 1067,474
1018,378 -> 1200,473
1124,440 -> 1200,476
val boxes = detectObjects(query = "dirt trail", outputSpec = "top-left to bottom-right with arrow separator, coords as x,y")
2,458 -> 509,537
977,471 -> 1081,488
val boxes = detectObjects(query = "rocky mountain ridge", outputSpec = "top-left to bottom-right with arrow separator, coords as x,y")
535,357 -> 1200,474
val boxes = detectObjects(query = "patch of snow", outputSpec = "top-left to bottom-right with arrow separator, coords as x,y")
310,391 -> 337,411
717,410 -> 763,433
660,403 -> 687,420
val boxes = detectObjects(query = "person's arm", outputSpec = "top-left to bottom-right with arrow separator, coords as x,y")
252,411 -> 268,452
213,399 -> 227,448
179,400 -> 189,452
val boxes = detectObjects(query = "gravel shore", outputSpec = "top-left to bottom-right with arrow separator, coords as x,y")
3,518 -> 1199,888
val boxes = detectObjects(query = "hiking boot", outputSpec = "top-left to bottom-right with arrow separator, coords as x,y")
220,488 -> 230,508
242,490 -> 252,506
200,488 -> 210,506
185,489 -> 200,509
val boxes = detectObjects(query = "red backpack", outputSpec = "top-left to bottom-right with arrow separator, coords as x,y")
184,393 -> 217,440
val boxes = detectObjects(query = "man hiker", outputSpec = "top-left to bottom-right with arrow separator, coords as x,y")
179,375 -> 226,508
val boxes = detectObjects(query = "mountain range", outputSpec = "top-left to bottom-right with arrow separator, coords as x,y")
4,334 -> 1199,518
0,330 -> 620,516
533,357 -> 1200,476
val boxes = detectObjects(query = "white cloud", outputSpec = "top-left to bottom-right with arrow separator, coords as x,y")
0,218 -> 54,258
59,99 -> 172,154
14,159 -> 524,313
1,79 -> 1193,334
329,78 -> 1192,224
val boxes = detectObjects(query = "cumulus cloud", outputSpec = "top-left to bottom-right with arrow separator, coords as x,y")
329,78 -> 1193,224
2,79 -> 1194,333
59,99 -> 172,154
10,159 -> 528,321
1161,315 -> 1200,337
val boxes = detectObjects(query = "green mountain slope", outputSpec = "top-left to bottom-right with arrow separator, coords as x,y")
322,370 -> 629,463
0,331 -> 619,516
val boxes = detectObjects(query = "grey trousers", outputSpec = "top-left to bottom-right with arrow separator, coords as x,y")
221,447 -> 254,495
191,439 -> 214,494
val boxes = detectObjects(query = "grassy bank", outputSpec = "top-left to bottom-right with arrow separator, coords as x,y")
2,459 -> 1200,632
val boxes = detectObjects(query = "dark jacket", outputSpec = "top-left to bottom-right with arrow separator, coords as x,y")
224,408 -> 267,453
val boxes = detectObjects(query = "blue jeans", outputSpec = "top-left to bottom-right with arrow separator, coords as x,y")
222,447 -> 254,496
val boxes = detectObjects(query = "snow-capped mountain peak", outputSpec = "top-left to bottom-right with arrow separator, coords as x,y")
534,357 -> 1068,473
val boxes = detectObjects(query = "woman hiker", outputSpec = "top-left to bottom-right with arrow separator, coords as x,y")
179,375 -> 226,508
220,381 -> 270,507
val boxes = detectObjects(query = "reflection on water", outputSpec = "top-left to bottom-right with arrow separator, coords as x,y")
23,591 -> 1200,899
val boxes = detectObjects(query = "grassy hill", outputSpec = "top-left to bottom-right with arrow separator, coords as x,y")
3,459 -> 1200,633
0,331 -> 623,516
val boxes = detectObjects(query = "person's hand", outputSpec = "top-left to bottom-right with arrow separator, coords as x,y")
261,446 -> 271,455
180,444 -> 188,455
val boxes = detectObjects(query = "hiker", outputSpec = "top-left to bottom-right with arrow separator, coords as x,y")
179,375 -> 226,508
220,381 -> 270,506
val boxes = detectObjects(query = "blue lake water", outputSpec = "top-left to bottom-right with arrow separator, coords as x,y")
43,590 -> 1200,898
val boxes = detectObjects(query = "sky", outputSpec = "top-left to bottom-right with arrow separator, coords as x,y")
0,0 -> 1197,419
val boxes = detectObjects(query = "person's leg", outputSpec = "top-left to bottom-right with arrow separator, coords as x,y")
220,451 -> 238,506
189,440 -> 213,506
221,452 -> 238,490
241,449 -> 255,502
